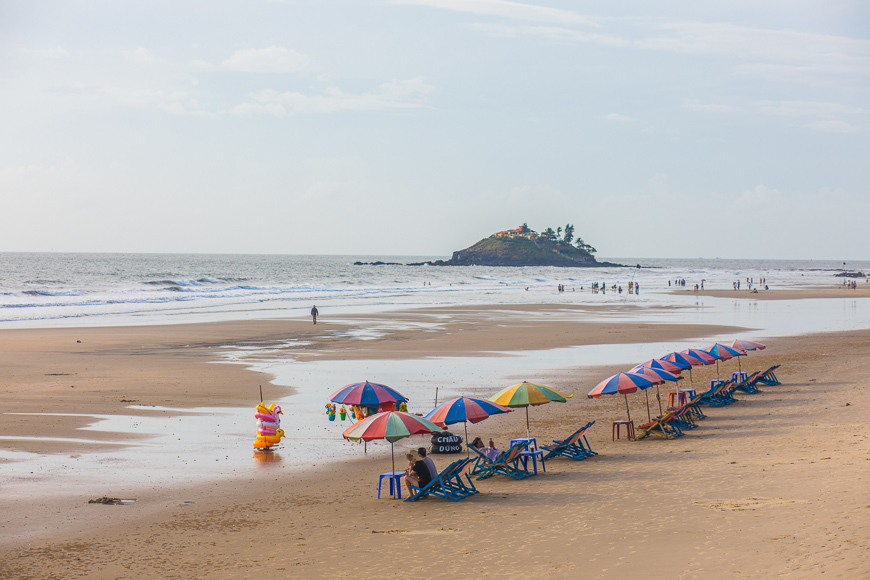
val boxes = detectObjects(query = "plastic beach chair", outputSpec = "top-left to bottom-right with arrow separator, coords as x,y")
754,365 -> 781,386
635,412 -> 683,440
474,441 -> 533,481
729,371 -> 762,394
541,421 -> 597,461
699,379 -> 737,407
405,458 -> 477,502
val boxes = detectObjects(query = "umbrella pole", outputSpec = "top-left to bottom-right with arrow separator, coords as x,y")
464,422 -> 470,458
738,356 -> 742,373
364,441 -> 367,454
656,385 -> 663,416
259,385 -> 263,403
525,406 -> 531,440
644,389 -> 651,422
624,393 -> 632,423
689,368 -> 694,388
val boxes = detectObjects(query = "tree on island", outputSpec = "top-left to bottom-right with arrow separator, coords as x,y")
563,224 -> 574,244
575,237 -> 596,254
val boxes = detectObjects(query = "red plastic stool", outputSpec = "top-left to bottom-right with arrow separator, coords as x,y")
667,392 -> 688,407
612,420 -> 635,441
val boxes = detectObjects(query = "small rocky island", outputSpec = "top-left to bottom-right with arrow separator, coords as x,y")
410,224 -> 621,267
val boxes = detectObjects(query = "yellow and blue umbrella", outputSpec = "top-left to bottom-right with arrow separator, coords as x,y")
490,381 -> 570,439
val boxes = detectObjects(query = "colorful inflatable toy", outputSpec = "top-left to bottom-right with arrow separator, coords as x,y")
253,401 -> 284,449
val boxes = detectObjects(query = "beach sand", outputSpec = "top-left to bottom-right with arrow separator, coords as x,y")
1,307 -> 868,579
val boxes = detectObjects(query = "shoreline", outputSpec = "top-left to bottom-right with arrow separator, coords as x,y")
2,304 -> 869,578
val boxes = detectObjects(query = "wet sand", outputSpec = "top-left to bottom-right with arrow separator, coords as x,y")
1,306 -> 869,579
670,287 -> 870,300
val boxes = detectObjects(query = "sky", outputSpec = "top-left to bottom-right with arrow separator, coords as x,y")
1,0 -> 868,259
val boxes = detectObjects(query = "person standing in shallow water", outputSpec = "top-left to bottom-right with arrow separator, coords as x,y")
311,305 -> 319,325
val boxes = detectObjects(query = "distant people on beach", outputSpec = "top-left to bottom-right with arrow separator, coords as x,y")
311,305 -> 319,325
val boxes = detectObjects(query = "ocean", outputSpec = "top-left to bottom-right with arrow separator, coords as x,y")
1,252 -> 868,328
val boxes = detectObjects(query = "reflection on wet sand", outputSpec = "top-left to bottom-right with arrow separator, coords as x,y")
253,449 -> 283,464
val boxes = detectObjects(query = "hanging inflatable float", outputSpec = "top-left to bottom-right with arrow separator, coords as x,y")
253,402 -> 284,450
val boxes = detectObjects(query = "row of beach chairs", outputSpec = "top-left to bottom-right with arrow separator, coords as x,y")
407,422 -> 600,502
634,365 -> 782,440
406,365 -> 781,500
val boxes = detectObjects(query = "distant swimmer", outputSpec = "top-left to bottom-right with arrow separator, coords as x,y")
311,305 -> 319,325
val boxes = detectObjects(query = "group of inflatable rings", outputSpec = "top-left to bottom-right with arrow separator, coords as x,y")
254,401 -> 285,449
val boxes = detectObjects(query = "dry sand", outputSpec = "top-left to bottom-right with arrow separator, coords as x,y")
1,307 -> 868,579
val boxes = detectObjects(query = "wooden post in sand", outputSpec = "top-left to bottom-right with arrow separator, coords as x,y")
259,385 -> 263,403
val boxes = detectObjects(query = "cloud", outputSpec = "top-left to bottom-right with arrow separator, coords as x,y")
733,184 -> 782,212
122,47 -> 162,64
682,99 -> 737,113
601,113 -> 630,122
233,77 -> 435,116
755,100 -> 862,118
448,11 -> 870,81
221,46 -> 309,73
754,100 -> 863,133
21,45 -> 68,58
804,120 -> 862,133
391,0 -> 597,27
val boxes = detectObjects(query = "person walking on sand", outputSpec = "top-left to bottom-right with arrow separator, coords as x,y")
311,305 -> 319,325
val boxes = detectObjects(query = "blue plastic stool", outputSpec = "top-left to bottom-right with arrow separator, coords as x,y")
377,471 -> 405,499
732,371 -> 747,383
518,450 -> 546,474
509,437 -> 538,451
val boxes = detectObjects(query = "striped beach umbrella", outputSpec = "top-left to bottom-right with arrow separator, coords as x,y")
425,397 -> 512,457
705,343 -> 746,378
632,366 -> 682,417
730,340 -> 766,372
343,411 -> 445,489
631,358 -> 683,375
587,372 -> 657,423
660,352 -> 695,370
730,339 -> 766,352
330,381 -> 409,407
490,381 -> 570,439
680,348 -> 716,365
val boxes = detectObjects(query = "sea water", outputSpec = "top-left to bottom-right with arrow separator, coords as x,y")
1,252 -> 868,328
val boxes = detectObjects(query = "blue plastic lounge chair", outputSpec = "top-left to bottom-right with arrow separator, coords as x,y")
754,365 -> 781,386
474,441 -> 533,480
405,458 -> 477,502
730,371 -> 762,394
541,421 -> 597,461
635,411 -> 683,440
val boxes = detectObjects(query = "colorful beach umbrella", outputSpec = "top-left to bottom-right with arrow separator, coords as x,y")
342,411 -> 445,494
489,381 -> 570,439
730,340 -> 766,372
680,348 -> 716,365
730,339 -> 766,352
660,352 -> 695,370
631,358 -> 683,375
705,343 -> 746,379
587,372 -> 657,423
330,381 -> 409,407
425,397 -> 512,457
632,366 -> 682,417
